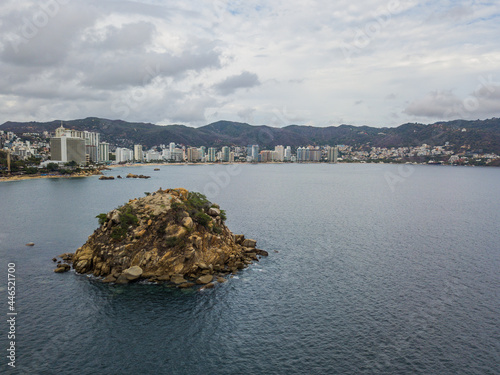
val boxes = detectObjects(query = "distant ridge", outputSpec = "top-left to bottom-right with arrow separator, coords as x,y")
2,117 -> 500,153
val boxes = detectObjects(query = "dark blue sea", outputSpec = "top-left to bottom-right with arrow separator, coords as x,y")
1,163 -> 499,374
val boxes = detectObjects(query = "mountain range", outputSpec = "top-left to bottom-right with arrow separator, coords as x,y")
2,117 -> 500,153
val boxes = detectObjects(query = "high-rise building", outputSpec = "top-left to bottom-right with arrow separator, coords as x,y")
310,149 -> 321,162
199,146 -> 206,159
84,131 -> 100,162
222,146 -> 230,162
187,147 -> 199,162
296,147 -> 305,161
54,124 -> 100,162
327,146 -> 339,163
146,150 -> 161,162
285,146 -> 292,161
50,136 -> 86,165
251,145 -> 259,161
115,147 -> 133,163
98,142 -> 110,162
134,145 -> 143,162
207,147 -> 217,162
274,145 -> 285,162
260,150 -> 273,162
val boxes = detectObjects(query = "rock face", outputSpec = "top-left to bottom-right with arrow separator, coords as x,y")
67,188 -> 267,285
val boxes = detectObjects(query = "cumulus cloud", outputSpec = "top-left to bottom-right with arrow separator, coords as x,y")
404,91 -> 463,118
214,71 -> 260,95
404,81 -> 500,120
0,0 -> 499,126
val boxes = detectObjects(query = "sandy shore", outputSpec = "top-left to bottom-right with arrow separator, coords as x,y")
0,171 -> 102,183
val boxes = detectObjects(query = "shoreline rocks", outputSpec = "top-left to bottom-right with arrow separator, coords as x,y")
55,188 -> 267,287
126,173 -> 151,179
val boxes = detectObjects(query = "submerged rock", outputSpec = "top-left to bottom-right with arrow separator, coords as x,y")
61,189 -> 267,286
54,264 -> 70,273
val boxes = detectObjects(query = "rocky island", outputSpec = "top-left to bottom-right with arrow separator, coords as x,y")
55,188 -> 267,288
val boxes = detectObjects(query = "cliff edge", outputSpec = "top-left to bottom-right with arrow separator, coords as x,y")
57,188 -> 267,287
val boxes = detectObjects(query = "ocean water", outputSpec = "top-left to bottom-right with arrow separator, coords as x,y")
0,163 -> 499,374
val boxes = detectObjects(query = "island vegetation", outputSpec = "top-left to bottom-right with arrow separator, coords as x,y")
54,189 -> 268,289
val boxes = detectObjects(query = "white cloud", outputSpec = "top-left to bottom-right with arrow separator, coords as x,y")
0,0 -> 499,126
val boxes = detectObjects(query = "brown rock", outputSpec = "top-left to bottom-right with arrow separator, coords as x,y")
242,239 -> 257,248
197,275 -> 214,284
54,264 -> 70,273
102,275 -> 117,283
156,275 -> 171,282
170,274 -> 187,284
178,282 -> 195,288
123,266 -> 143,281
234,234 -> 245,244
62,188 -> 267,286
115,274 -> 130,284
182,216 -> 194,230
208,207 -> 220,217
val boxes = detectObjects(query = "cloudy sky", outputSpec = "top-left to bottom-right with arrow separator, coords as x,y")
0,0 -> 499,127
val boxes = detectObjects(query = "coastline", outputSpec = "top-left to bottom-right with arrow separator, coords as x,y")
0,170 -> 102,183
2,161 -> 494,182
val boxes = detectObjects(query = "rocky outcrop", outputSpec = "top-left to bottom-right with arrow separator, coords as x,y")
126,173 -> 150,179
62,188 -> 267,286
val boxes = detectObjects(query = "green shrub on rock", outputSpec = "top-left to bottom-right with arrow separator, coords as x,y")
194,211 -> 211,227
96,213 -> 107,226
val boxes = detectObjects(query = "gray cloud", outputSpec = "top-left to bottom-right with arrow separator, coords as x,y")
81,48 -> 221,89
87,21 -> 157,52
214,71 -> 260,95
0,0 -> 499,126
404,91 -> 463,118
404,85 -> 500,120
0,1 -> 99,67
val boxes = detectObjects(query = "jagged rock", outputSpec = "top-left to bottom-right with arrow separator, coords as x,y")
156,275 -> 171,282
62,188 -> 267,286
115,274 -> 130,284
255,249 -> 269,256
208,207 -> 220,216
102,274 -> 117,283
182,217 -> 194,230
242,239 -> 257,248
59,253 -> 73,261
123,266 -> 143,281
197,262 -> 209,270
170,274 -> 187,284
54,264 -> 70,273
246,253 -> 258,260
196,275 -> 214,284
234,235 -> 245,244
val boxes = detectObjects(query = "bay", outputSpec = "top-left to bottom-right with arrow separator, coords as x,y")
0,163 -> 499,374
